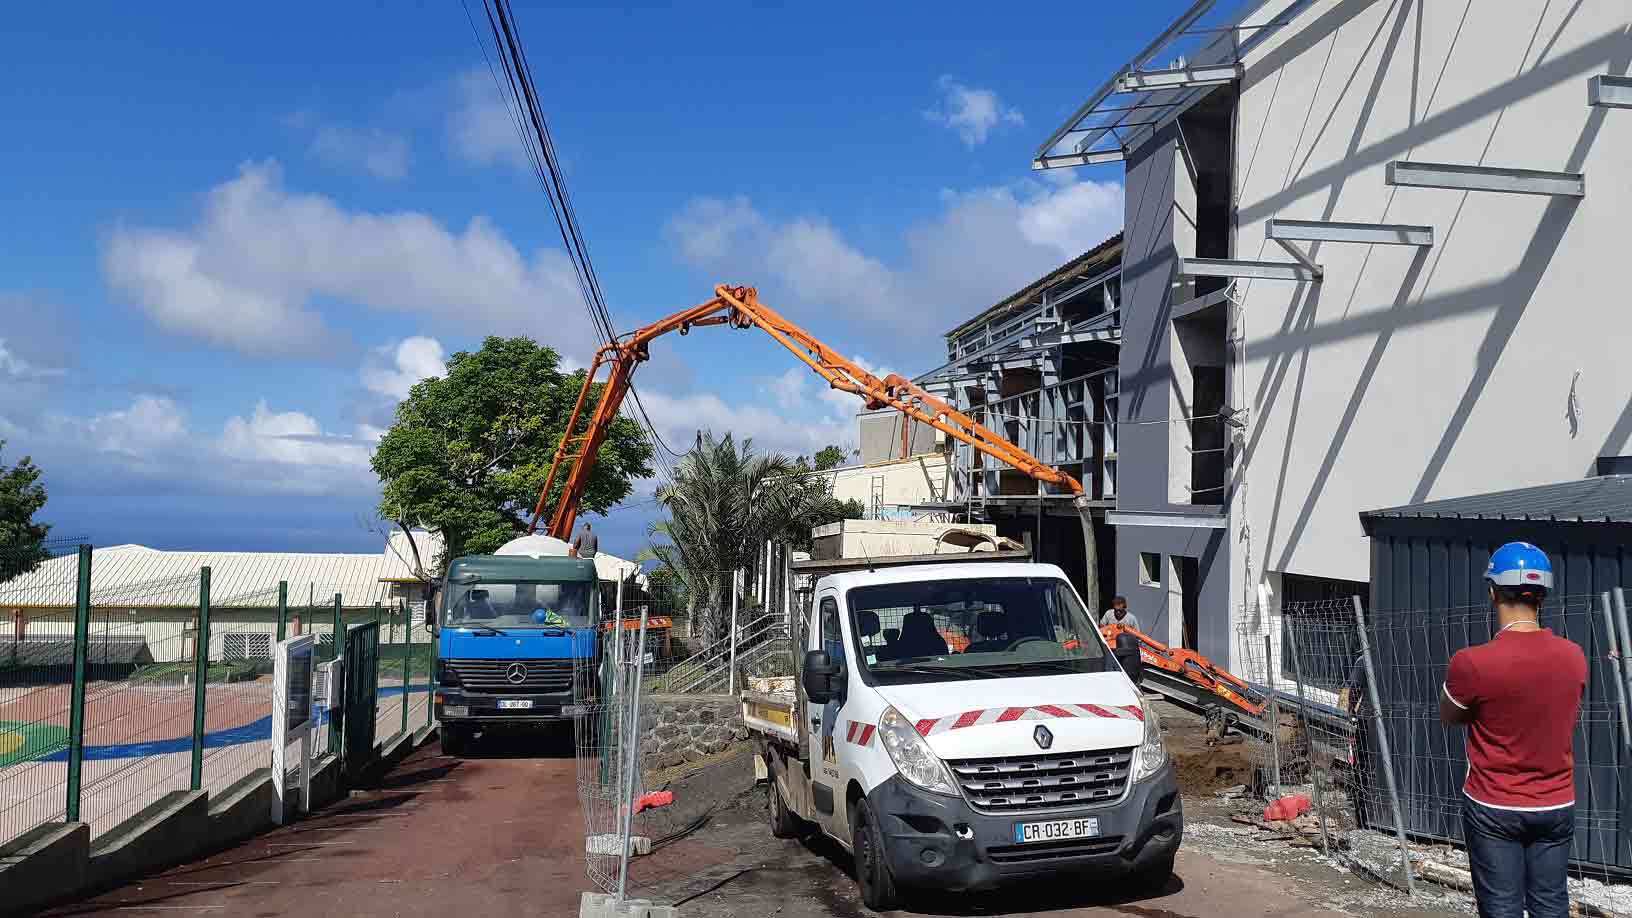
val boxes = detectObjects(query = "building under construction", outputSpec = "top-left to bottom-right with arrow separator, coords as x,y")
915,0 -> 1632,671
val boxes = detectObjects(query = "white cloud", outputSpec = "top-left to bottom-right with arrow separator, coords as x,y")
361,336 -> 447,400
102,161 -> 595,359
220,401 -> 375,469
923,75 -> 1024,148
666,176 -> 1122,351
448,67 -> 529,170
308,123 -> 411,180
28,394 -> 378,499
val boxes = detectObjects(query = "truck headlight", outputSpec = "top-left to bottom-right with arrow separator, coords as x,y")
877,706 -> 958,796
1133,704 -> 1168,782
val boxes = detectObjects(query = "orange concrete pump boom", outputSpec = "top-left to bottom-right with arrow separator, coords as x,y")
527,284 -> 1082,540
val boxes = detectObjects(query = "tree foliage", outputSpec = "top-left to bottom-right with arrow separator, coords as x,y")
0,440 -> 51,581
371,337 -> 654,568
646,433 -> 846,644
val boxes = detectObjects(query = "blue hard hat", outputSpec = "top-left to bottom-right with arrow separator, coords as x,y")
1485,542 -> 1554,591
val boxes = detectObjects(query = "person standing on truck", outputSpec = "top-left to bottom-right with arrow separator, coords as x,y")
1439,542 -> 1586,918
1100,595 -> 1140,633
571,522 -> 599,559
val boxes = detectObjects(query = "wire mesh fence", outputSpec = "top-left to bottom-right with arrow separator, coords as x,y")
575,607 -> 652,896
0,541 -> 411,849
1232,593 -> 1632,913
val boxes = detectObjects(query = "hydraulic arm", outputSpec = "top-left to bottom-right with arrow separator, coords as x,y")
527,284 -> 1081,542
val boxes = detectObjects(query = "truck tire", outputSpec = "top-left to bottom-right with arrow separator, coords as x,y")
851,798 -> 899,912
768,777 -> 803,839
1129,850 -> 1176,896
440,723 -> 470,757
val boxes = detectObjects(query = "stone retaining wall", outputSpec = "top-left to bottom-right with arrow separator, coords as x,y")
639,694 -> 748,771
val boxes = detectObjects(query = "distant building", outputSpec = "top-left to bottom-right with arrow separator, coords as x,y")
0,530 -> 641,665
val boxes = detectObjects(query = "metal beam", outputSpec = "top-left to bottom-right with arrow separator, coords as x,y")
1107,511 -> 1227,529
1033,150 -> 1126,170
1181,257 -> 1319,282
1267,218 -> 1433,246
1033,327 -> 1122,347
1116,62 -> 1242,92
1272,239 -> 1324,279
1386,161 -> 1585,197
1589,74 -> 1632,108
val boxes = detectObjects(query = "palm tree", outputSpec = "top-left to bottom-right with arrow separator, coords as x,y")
646,432 -> 824,646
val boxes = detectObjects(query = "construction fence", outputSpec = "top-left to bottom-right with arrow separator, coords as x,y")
1233,593 -> 1632,913
0,541 -> 434,851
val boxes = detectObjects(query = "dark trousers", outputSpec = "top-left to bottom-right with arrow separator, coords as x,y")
1462,796 -> 1574,918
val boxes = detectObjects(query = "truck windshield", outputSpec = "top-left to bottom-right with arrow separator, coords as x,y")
445,580 -> 594,629
846,577 -> 1109,683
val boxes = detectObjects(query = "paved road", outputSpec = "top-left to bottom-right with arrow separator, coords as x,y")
43,730 -> 586,917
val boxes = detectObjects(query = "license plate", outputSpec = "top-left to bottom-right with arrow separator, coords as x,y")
1013,817 -> 1100,844
441,705 -> 468,717
561,704 -> 588,716
497,699 -> 534,710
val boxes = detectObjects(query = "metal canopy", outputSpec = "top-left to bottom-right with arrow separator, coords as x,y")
1588,75 -> 1632,109
1267,218 -> 1434,246
1386,161 -> 1586,197
1033,0 -> 1316,170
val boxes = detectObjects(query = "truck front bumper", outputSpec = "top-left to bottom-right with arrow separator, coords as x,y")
870,760 -> 1182,892
435,688 -> 584,724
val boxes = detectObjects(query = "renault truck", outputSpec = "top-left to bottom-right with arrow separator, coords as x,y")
742,559 -> 1181,910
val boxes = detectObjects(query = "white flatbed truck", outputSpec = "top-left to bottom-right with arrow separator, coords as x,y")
742,556 -> 1182,911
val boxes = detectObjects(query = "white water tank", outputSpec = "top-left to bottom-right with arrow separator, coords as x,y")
495,534 -> 572,558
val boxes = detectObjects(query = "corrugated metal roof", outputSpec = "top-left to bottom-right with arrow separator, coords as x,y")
381,529 -> 445,582
0,545 -> 391,609
943,234 -> 1124,339
1362,475 -> 1632,524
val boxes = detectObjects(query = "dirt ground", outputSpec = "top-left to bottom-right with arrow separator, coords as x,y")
40,703 -> 1483,917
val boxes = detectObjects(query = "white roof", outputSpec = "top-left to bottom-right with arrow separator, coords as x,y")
0,544 -> 391,610
494,535 -> 645,585
381,528 -> 445,582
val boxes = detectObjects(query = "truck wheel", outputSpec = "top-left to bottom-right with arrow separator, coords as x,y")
440,723 -> 470,757
1129,850 -> 1176,896
851,798 -> 899,912
768,777 -> 803,839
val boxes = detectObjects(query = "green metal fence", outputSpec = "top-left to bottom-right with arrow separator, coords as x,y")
0,543 -> 425,849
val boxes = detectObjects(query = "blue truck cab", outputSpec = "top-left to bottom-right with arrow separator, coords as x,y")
431,552 -> 599,755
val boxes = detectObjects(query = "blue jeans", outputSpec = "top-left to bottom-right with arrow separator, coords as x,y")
1462,796 -> 1574,918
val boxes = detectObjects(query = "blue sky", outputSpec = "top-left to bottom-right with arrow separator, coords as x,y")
1,1 -> 1173,559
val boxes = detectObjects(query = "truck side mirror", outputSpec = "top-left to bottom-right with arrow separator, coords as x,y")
802,650 -> 841,704
1113,633 -> 1144,685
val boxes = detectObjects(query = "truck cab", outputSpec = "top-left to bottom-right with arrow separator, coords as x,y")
746,561 -> 1181,910
431,553 -> 598,755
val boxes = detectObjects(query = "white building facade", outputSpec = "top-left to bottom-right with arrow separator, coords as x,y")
1034,0 -> 1632,668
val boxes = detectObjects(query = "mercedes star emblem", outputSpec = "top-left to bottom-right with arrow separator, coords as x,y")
505,662 -> 528,685
1033,725 -> 1053,750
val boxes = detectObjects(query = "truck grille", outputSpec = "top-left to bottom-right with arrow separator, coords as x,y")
946,747 -> 1134,814
445,659 -> 573,693
987,836 -> 1124,863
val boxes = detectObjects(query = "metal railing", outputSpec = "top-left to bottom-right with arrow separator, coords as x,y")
653,612 -> 789,694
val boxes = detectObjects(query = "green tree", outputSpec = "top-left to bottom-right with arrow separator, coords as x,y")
646,433 -> 834,644
371,337 -> 654,568
0,440 -> 51,581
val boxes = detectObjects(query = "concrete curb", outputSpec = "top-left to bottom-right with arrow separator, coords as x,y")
0,822 -> 89,917
9,724 -> 440,915
579,891 -> 679,917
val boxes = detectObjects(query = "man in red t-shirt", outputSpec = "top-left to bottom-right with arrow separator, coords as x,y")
1440,542 -> 1586,918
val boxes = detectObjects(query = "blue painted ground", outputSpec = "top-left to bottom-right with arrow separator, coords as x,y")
35,683 -> 431,762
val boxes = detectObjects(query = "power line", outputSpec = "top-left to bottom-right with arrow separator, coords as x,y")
465,0 -> 684,488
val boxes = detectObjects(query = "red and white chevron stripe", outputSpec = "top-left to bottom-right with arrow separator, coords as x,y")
912,703 -> 1144,737
844,720 -> 877,746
